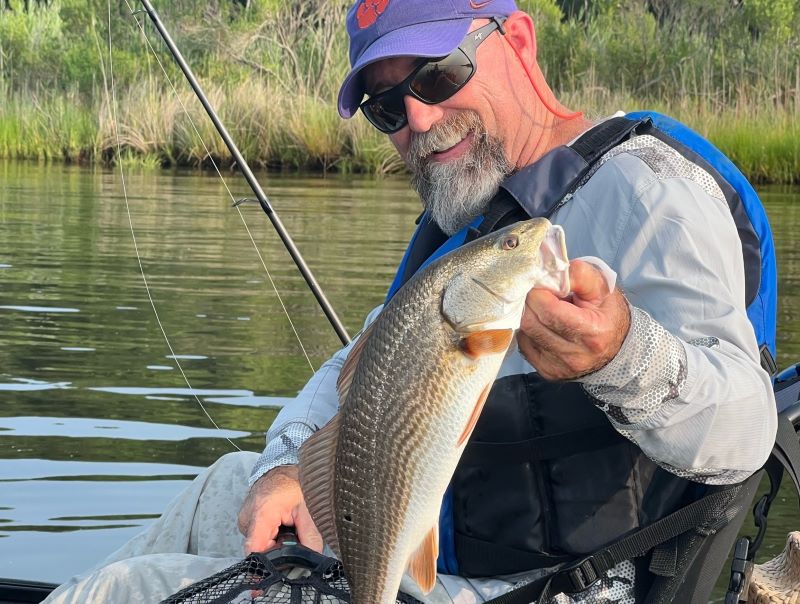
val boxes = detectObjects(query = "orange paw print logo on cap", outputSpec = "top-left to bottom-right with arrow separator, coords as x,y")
356,0 -> 389,29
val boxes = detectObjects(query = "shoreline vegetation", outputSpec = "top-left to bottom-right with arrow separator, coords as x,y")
1,0 -> 799,183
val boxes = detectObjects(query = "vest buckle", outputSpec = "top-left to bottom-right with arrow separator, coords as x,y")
561,557 -> 601,593
724,537 -> 753,603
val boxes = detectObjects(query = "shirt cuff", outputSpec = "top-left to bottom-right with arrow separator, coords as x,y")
578,304 -> 688,426
248,421 -> 315,487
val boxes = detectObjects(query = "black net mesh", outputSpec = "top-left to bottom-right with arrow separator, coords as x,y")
161,547 -> 423,604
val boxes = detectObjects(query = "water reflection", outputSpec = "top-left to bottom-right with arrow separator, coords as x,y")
0,417 -> 250,440
0,379 -> 73,392
0,306 -> 80,313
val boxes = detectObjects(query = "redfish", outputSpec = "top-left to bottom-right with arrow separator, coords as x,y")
299,218 -> 570,604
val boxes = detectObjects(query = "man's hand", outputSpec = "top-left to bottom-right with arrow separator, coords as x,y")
237,464 -> 323,555
518,259 -> 630,380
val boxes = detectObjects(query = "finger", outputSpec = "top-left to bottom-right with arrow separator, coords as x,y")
519,315 -> 580,357
242,507 -> 282,554
244,535 -> 277,555
568,260 -> 612,306
518,321 -> 593,381
523,289 -> 589,345
294,505 -> 324,553
517,327 -> 580,374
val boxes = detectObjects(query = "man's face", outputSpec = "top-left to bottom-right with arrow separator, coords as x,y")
361,21 -> 515,235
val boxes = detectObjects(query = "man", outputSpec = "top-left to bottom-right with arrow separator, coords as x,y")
43,1 -> 776,603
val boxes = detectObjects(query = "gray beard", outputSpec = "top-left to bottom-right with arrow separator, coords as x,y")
407,112 -> 512,236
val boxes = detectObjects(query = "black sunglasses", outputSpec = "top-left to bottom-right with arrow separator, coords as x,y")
360,17 -> 507,134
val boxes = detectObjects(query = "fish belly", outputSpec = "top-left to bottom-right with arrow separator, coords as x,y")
342,351 -> 505,604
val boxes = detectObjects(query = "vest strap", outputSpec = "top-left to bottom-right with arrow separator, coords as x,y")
749,410 -> 800,557
474,116 -> 648,237
483,486 -> 746,603
471,191 -> 527,241
485,404 -> 800,603
570,116 -> 646,164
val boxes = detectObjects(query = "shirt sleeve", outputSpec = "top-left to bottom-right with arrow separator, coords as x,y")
249,305 -> 384,486
563,153 -> 777,485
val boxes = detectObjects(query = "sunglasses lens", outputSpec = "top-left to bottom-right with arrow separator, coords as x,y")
359,49 -> 475,133
410,50 -> 474,103
362,96 -> 407,133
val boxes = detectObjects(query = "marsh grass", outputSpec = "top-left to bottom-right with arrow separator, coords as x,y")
283,97 -> 347,171
4,78 -> 799,181
703,110 -> 800,184
0,90 -> 98,161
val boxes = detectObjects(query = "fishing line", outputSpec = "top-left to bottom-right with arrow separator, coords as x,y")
122,0 -> 316,375
104,1 -> 325,446
105,1 -> 242,451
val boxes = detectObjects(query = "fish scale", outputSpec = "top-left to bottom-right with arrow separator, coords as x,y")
299,218 -> 571,604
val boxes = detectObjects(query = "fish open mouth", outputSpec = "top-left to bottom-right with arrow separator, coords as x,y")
536,225 -> 571,298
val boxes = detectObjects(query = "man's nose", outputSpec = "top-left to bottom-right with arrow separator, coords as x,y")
404,96 -> 444,133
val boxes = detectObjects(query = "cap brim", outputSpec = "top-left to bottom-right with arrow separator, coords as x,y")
337,18 -> 473,118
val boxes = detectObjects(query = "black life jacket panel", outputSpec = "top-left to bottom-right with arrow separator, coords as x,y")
451,375 -> 701,577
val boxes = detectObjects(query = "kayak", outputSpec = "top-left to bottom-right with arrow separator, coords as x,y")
0,579 -> 56,604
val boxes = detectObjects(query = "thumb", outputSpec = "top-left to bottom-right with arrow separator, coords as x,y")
568,259 -> 612,306
293,504 -> 324,553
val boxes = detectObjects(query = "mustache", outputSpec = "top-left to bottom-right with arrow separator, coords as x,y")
407,112 -> 485,169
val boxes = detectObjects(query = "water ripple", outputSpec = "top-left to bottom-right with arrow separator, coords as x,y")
0,417 -> 248,441
90,386 -> 253,397
0,305 -> 80,313
0,459 -> 203,481
0,379 -> 73,392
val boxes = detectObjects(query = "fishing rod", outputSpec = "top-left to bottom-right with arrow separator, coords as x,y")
134,0 -> 351,346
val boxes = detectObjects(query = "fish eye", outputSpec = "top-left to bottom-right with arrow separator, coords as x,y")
501,235 -> 519,250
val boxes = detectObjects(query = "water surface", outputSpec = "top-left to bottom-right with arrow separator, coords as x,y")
0,161 -> 797,596
0,160 -> 420,582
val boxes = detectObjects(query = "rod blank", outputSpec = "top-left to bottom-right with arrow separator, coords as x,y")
136,0 -> 351,346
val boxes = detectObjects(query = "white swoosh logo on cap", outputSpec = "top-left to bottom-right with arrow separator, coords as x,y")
469,0 -> 494,7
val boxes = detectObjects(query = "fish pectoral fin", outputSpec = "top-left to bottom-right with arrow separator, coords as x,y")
337,320 -> 378,406
458,328 -> 514,360
457,382 -> 492,447
297,414 -> 341,558
407,525 -> 439,594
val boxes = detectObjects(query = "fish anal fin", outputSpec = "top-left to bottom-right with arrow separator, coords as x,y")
457,382 -> 492,447
458,328 -> 514,360
297,415 -> 341,558
406,525 -> 439,594
337,320 -> 378,405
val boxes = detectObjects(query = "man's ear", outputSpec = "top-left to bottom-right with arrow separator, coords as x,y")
502,11 -> 537,66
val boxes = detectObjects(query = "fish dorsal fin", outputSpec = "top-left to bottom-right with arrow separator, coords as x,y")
297,414 -> 341,558
406,525 -> 439,594
337,320 -> 378,405
458,328 -> 514,360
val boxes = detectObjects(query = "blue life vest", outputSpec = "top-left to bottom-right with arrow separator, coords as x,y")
384,112 -> 778,575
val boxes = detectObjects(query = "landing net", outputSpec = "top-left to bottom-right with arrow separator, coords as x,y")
161,547 -> 423,604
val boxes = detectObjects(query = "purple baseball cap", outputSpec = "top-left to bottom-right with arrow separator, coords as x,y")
338,0 -> 518,118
